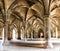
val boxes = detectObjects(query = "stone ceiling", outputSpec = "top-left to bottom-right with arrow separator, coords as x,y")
0,0 -> 60,31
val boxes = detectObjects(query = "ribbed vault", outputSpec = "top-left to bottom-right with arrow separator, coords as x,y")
0,0 -> 60,47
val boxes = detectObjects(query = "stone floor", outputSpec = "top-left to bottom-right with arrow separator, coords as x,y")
0,40 -> 60,51
0,45 -> 59,51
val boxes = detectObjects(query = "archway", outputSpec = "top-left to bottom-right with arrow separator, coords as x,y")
12,28 -> 17,40
38,29 -> 44,38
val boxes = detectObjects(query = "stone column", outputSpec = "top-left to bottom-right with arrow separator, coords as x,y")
44,15 -> 49,39
3,23 -> 9,46
44,15 -> 49,48
8,25 -> 12,40
17,21 -> 21,39
3,17 -> 10,45
44,15 -> 53,48
17,28 -> 21,39
31,28 -> 33,39
48,17 -> 53,48
56,27 -> 58,38
21,28 -> 24,39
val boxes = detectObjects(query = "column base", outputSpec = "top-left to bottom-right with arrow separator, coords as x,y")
3,40 -> 9,46
47,40 -> 53,48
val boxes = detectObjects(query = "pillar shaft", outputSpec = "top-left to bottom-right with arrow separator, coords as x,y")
3,24 -> 9,45
44,15 -> 49,48
44,15 -> 49,39
17,28 -> 21,39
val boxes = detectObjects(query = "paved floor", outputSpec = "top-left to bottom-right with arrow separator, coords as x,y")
0,45 -> 59,51
0,40 -> 60,51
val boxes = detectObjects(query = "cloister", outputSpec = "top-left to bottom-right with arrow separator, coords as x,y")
0,0 -> 60,48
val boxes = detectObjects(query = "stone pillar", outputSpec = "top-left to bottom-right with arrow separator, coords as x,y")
31,28 -> 33,39
21,28 -> 24,39
44,15 -> 49,39
17,28 -> 21,39
44,15 -> 53,48
17,21 -> 21,39
8,25 -> 12,40
48,17 -> 53,48
44,15 -> 49,48
3,23 -> 9,46
48,18 -> 51,39
3,17 -> 10,45
56,27 -> 58,38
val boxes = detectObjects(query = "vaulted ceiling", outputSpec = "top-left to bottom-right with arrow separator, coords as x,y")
0,0 -> 60,31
